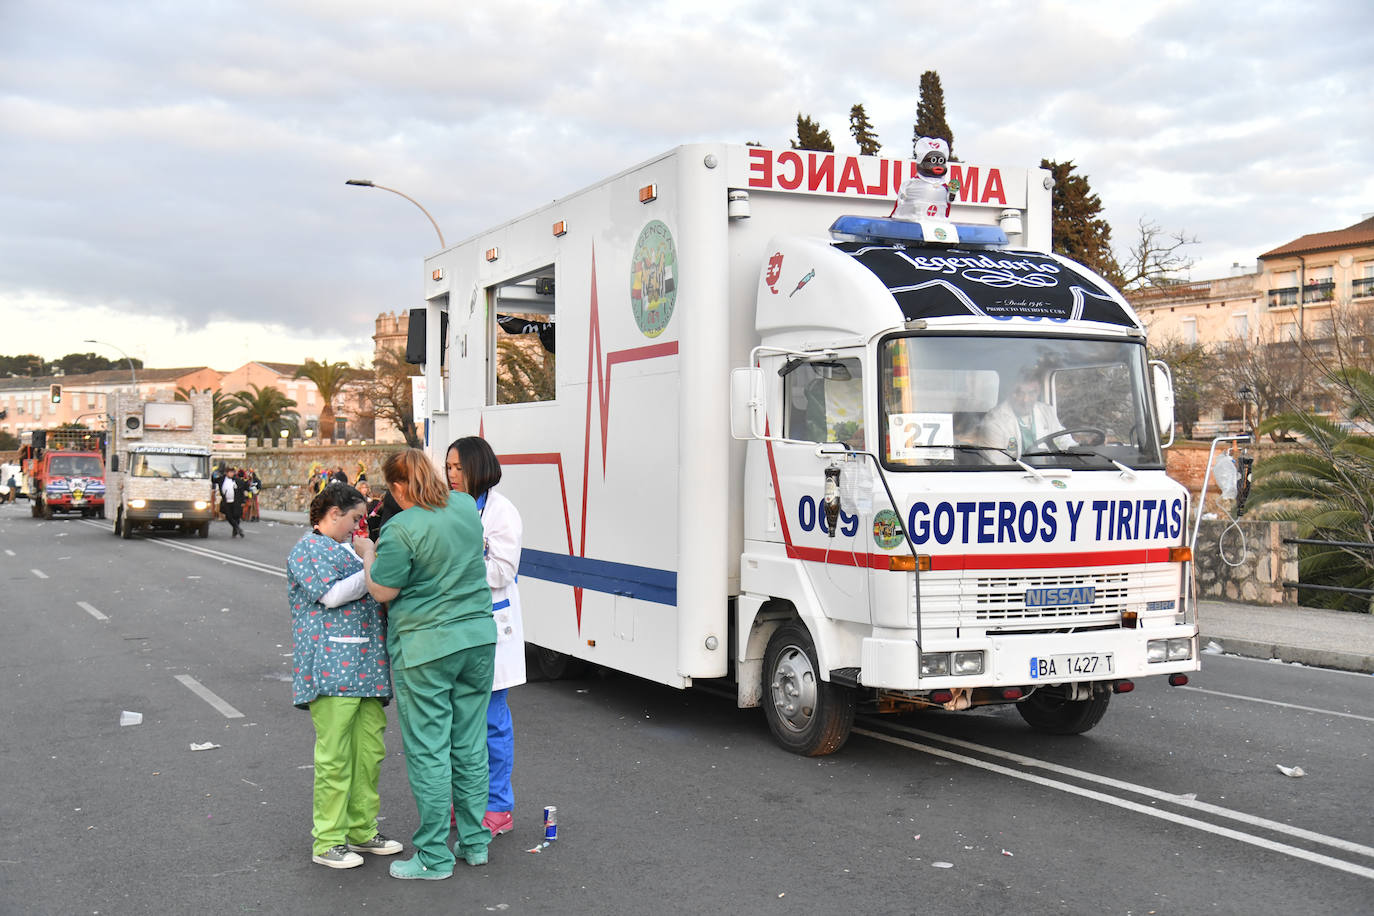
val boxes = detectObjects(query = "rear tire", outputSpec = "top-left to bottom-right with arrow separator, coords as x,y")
762,620 -> 855,756
1016,686 -> 1111,735
533,646 -> 589,680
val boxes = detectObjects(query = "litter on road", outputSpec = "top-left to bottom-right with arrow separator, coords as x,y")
189,741 -> 221,751
1276,764 -> 1306,778
119,711 -> 142,727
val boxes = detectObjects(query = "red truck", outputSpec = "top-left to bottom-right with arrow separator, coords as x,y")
21,429 -> 107,519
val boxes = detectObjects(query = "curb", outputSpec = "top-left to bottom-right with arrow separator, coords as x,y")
1202,634 -> 1374,675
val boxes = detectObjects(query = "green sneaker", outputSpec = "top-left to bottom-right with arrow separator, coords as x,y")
457,843 -> 489,867
389,856 -> 452,880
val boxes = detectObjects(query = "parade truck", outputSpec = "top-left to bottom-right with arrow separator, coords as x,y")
414,143 -> 1198,755
21,428 -> 107,519
106,392 -> 215,539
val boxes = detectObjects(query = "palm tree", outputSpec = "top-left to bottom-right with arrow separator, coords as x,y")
226,384 -> 299,440
295,360 -> 357,440
176,386 -> 237,433
1247,371 -> 1374,612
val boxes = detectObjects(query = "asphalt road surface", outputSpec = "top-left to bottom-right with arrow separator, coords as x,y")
2,502 -> 1371,915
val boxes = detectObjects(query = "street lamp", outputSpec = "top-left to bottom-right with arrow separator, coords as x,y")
344,179 -> 446,249
83,339 -> 137,387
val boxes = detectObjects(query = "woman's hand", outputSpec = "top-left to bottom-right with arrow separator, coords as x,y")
352,534 -> 376,561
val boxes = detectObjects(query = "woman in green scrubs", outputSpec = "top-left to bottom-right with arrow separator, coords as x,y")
364,449 -> 496,880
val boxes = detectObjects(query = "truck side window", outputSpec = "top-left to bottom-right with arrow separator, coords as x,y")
490,268 -> 556,405
782,358 -> 863,446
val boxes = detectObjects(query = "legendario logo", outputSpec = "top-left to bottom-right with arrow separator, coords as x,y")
630,220 -> 677,338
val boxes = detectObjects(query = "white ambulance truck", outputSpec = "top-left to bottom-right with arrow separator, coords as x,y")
106,392 -> 215,539
417,144 -> 1198,755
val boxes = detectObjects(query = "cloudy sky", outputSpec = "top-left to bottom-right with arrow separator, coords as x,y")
3,0 -> 1371,372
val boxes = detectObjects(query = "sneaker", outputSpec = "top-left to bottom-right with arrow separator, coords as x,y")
482,810 -> 514,837
389,855 -> 452,880
347,833 -> 403,855
456,843 -> 489,867
312,845 -> 364,869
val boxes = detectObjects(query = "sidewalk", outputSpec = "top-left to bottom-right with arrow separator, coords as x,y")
253,503 -> 1374,675
1198,599 -> 1374,674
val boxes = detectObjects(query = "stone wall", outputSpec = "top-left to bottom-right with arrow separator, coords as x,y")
241,443 -> 405,512
1193,518 -> 1297,604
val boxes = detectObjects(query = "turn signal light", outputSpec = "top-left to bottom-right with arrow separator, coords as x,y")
485,247 -> 500,262
1169,546 -> 1192,563
1001,687 -> 1024,700
930,690 -> 954,704
639,184 -> 657,203
552,220 -> 567,237
889,554 -> 931,571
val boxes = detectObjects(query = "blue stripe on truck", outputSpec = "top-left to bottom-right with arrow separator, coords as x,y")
520,549 -> 677,606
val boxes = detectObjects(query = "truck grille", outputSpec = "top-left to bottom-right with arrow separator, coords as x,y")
971,571 -> 1129,622
916,566 -> 1178,630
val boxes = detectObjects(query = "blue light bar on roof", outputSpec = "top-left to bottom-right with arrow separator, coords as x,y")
829,215 -> 1008,247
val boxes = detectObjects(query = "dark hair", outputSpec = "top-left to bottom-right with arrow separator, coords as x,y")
309,482 -> 366,528
446,436 -> 502,498
382,448 -> 449,510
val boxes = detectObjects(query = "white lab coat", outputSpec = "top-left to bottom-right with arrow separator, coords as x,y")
978,400 -> 1076,455
481,489 -> 527,691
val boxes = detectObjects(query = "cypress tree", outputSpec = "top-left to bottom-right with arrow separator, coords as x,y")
849,104 -> 881,155
913,70 -> 954,157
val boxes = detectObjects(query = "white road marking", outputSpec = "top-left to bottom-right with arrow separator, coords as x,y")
875,720 -> 1374,860
77,601 -> 109,621
31,569 -> 48,579
1179,685 -> 1374,722
77,519 -> 285,577
855,726 -> 1374,880
4,549 -> 14,556
175,674 -> 245,719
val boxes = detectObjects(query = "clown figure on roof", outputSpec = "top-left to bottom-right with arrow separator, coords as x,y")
892,137 -> 960,220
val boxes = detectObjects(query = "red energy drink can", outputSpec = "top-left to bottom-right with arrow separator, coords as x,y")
543,805 -> 558,841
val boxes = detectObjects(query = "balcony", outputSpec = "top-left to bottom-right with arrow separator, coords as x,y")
1354,276 -> 1374,299
1302,280 -> 1335,303
1267,286 -> 1298,308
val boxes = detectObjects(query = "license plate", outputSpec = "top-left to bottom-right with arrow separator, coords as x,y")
1029,653 -> 1114,680
158,512 -> 183,519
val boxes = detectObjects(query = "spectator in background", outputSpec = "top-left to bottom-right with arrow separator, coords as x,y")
332,465 -> 349,485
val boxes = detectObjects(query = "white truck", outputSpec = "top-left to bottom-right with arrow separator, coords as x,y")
416,143 -> 1198,755
106,392 -> 215,539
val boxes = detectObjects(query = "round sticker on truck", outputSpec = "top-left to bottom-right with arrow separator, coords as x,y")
630,220 -> 677,338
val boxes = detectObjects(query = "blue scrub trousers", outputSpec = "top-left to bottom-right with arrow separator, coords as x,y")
487,688 -> 514,811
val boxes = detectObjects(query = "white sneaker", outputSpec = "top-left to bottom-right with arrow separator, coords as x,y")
313,845 -> 364,869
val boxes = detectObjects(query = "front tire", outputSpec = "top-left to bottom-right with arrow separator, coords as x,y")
1016,685 -> 1111,735
197,523 -> 209,539
118,508 -> 133,539
762,620 -> 855,756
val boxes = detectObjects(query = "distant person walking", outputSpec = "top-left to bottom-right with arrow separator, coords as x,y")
221,468 -> 245,538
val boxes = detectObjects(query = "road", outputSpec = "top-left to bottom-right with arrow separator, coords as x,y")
2,502 -> 1371,915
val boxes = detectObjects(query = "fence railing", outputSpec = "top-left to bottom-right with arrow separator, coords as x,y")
1282,536 -> 1374,597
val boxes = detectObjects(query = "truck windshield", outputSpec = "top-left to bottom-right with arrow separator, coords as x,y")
131,453 -> 210,479
49,455 -> 103,477
879,334 -> 1163,470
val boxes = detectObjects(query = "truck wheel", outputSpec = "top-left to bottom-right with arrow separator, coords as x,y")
533,646 -> 589,680
762,621 -> 855,756
197,523 -> 209,539
118,508 -> 133,540
31,498 -> 41,518
41,500 -> 53,520
1016,686 -> 1111,735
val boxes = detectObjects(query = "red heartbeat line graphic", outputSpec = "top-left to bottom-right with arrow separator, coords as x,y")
494,246 -> 678,629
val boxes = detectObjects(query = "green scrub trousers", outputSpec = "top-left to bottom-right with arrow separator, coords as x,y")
392,643 -> 495,869
308,695 -> 388,856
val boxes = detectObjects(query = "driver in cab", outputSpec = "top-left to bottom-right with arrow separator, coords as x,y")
979,368 -> 1076,456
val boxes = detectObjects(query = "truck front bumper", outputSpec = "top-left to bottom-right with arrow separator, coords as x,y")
859,624 -> 1200,690
126,500 -> 213,528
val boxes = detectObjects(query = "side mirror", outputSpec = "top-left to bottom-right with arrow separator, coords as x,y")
1150,360 -> 1175,448
730,367 -> 766,440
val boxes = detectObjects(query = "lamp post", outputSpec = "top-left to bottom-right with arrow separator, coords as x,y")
344,179 -> 446,249
83,339 -> 137,387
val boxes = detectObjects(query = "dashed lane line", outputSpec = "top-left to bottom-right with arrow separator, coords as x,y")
31,569 -> 48,579
77,601 -> 109,621
175,674 -> 245,719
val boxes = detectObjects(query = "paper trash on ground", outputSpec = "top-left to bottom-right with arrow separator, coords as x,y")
119,711 -> 143,727
1276,764 -> 1305,778
189,742 -> 221,751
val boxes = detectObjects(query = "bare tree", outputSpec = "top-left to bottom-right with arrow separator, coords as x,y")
1119,218 -> 1199,291
353,348 -> 422,447
1145,332 -> 1213,439
1212,328 -> 1311,440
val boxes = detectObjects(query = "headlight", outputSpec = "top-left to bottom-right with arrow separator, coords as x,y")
952,651 -> 985,675
1167,637 -> 1193,661
193,500 -> 209,510
1147,639 -> 1169,663
129,498 -> 147,509
920,653 -> 950,677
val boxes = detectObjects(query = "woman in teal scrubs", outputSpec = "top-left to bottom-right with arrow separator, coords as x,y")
364,449 -> 496,880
